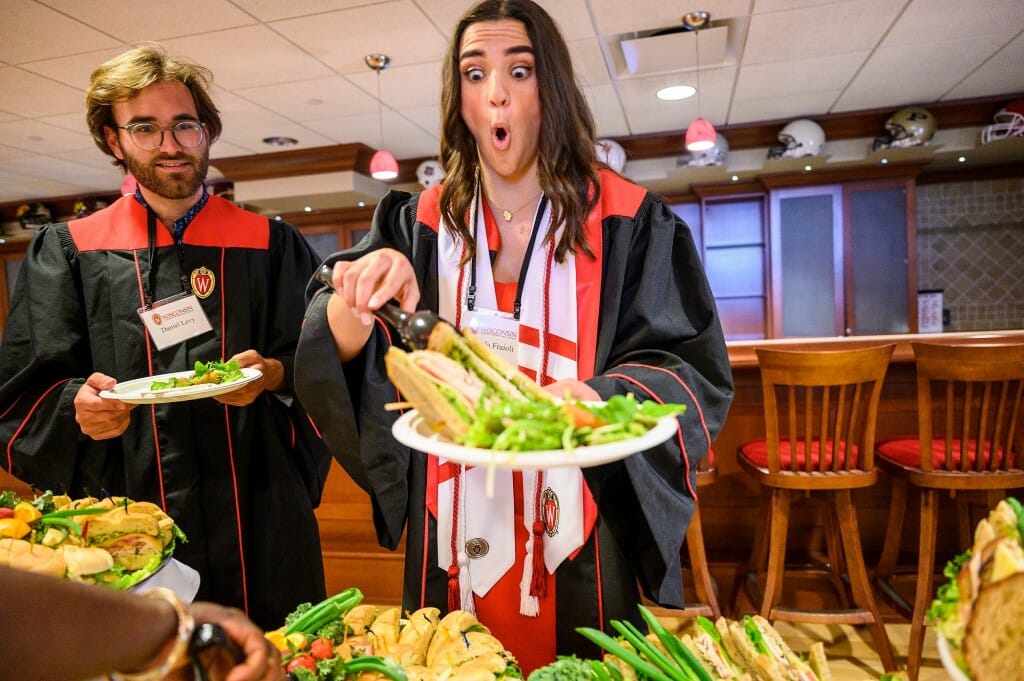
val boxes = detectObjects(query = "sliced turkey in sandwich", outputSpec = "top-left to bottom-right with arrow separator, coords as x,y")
384,322 -> 552,440
82,510 -> 164,571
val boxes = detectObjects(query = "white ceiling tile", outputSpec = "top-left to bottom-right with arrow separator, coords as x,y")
883,0 -> 1024,45
537,0 -> 595,42
37,112 -> 90,136
587,0 -> 749,35
615,69 -> 736,135
743,0 -> 903,64
269,2 -> 448,75
585,83 -> 630,138
235,76 -> 378,123
55,147 -> 121,171
945,33 -> 1024,100
836,37 -> 1004,111
0,0 -> 120,63
20,48 -> 129,91
728,91 -> 844,125
0,67 -> 88,118
734,53 -> 867,101
0,178 -> 89,203
161,26 -> 333,89
3,153 -> 112,185
345,62 -> 444,111
41,0 -> 257,42
0,120 -> 94,155
752,0 -> 862,13
230,0 -> 375,22
569,38 -> 613,88
211,138 -> 264,159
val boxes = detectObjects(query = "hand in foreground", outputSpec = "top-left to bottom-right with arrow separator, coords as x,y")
544,378 -> 601,402
74,373 -> 135,440
214,350 -> 284,406
188,602 -> 284,681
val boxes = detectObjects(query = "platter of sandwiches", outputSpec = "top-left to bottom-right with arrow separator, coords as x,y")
100,361 -> 261,404
0,491 -> 185,591
929,497 -> 1024,681
385,323 -> 685,469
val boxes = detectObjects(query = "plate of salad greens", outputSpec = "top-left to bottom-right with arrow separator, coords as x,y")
392,394 -> 684,470
100,360 -> 261,404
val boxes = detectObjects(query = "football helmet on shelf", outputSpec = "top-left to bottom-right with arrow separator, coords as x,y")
872,107 -> 936,151
980,100 -> 1024,144
15,202 -> 53,229
595,139 -> 627,173
767,119 -> 825,159
679,133 -> 729,167
415,159 -> 445,189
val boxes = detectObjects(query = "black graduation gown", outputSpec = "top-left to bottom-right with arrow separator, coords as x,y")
294,170 -> 734,658
0,194 -> 331,629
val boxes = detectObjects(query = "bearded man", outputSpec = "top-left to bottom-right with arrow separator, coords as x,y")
0,44 -> 331,628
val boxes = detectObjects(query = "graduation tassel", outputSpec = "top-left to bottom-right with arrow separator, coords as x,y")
530,519 -> 547,599
447,562 -> 461,612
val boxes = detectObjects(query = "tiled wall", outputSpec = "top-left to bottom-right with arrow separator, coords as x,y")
916,177 -> 1024,332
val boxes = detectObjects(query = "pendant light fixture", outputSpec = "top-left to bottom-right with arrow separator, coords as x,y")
366,54 -> 398,180
684,11 -> 716,152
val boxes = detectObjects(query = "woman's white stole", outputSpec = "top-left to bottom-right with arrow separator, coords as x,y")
434,195 -> 586,616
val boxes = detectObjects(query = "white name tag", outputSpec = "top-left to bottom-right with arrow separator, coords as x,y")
137,292 -> 213,350
465,307 -> 519,368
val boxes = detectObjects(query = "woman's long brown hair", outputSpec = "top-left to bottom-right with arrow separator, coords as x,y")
439,0 -> 600,264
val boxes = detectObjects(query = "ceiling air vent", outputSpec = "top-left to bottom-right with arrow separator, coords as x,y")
620,23 -> 728,77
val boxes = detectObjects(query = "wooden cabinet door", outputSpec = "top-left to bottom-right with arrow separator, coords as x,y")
845,179 -> 916,335
701,196 -> 769,340
770,186 -> 844,337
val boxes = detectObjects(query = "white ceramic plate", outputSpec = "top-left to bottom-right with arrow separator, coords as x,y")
100,367 -> 262,405
391,408 -> 680,470
936,633 -> 971,681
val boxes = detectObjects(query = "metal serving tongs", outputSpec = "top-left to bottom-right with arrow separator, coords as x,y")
315,263 -> 446,350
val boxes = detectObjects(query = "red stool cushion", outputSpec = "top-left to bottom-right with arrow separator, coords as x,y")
877,437 -> 1019,469
740,438 -> 860,469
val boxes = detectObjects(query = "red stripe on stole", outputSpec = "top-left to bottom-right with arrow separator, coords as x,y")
518,325 -> 576,361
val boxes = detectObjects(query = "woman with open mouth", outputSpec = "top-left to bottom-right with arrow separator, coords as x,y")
296,0 -> 734,674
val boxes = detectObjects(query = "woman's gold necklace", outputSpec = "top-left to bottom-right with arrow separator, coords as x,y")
496,192 -> 543,222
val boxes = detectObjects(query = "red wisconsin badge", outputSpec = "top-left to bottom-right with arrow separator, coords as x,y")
542,487 -> 559,537
190,266 -> 215,299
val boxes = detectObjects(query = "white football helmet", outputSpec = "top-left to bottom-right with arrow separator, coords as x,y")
679,133 -> 729,167
767,119 -> 825,159
415,159 -> 445,189
595,138 -> 627,173
872,107 -> 936,151
981,100 -> 1024,144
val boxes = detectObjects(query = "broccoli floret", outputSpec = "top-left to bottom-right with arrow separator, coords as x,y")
313,618 -> 349,645
287,667 -> 318,681
527,655 -> 594,681
285,602 -> 313,630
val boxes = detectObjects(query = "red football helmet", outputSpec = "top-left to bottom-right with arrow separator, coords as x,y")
981,100 -> 1024,144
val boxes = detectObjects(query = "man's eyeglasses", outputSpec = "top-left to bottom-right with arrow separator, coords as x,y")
116,120 -> 206,151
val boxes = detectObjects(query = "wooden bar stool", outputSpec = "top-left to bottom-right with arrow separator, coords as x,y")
874,341 -> 1024,681
736,344 -> 897,671
682,450 -> 722,618
645,449 -> 722,619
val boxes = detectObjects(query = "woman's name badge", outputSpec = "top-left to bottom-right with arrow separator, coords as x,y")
465,308 -> 519,368
137,292 -> 213,350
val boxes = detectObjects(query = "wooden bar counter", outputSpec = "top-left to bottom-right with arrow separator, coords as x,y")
314,329 -> 1024,605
